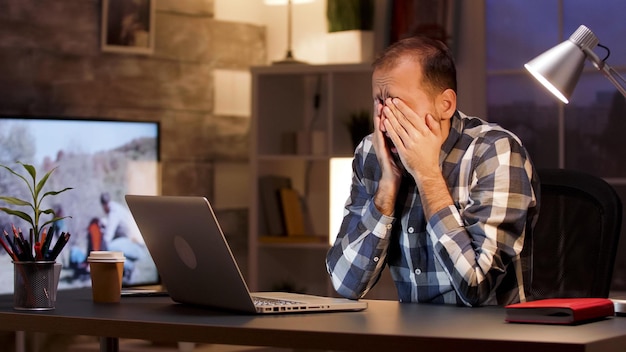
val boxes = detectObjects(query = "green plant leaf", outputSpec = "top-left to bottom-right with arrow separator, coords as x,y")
40,216 -> 71,231
19,162 -> 37,181
34,168 -> 56,198
1,162 -> 73,246
41,187 -> 73,200
0,164 -> 29,186
0,207 -> 34,224
40,208 -> 55,215
0,196 -> 32,207
327,0 -> 374,32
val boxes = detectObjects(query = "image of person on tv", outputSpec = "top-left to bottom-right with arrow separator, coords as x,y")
100,192 -> 146,284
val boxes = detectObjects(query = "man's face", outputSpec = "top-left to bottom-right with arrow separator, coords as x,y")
372,59 -> 439,164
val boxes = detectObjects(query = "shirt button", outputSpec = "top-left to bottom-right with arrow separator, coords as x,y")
408,227 -> 415,234
414,268 -> 422,275
386,224 -> 392,230
373,257 -> 380,263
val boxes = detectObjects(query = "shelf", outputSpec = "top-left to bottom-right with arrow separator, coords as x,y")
249,63 -> 373,294
251,63 -> 372,75
259,235 -> 329,246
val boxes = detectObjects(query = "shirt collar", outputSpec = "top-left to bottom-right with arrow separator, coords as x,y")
440,110 -> 463,163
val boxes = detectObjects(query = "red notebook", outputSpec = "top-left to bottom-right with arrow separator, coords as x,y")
505,298 -> 615,324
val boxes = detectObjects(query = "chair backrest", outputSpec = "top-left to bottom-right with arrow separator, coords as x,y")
522,168 -> 622,300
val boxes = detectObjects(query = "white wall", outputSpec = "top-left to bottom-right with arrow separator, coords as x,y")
214,0 -> 328,64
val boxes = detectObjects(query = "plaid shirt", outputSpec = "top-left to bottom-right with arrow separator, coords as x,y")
326,111 -> 539,306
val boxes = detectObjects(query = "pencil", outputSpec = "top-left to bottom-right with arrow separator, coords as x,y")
4,230 -> 22,261
0,235 -> 16,261
15,235 -> 33,261
40,227 -> 47,248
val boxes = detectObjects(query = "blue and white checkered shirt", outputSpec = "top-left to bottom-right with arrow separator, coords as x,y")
326,111 -> 539,306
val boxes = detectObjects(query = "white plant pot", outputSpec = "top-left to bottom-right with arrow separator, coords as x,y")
326,30 -> 374,64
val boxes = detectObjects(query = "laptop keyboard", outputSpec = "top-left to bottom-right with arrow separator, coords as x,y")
252,296 -> 301,306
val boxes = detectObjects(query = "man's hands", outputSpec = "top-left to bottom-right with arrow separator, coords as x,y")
373,97 -> 453,219
372,100 -> 403,216
381,98 -> 443,183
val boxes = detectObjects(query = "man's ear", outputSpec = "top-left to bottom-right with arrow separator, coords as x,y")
437,88 -> 457,120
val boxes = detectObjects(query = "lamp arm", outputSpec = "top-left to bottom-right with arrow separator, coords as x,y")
583,47 -> 626,99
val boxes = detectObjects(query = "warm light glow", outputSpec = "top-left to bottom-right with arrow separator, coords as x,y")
329,158 -> 353,245
264,0 -> 314,5
524,63 -> 570,104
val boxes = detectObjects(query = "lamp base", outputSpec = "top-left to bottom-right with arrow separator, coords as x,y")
272,50 -> 308,65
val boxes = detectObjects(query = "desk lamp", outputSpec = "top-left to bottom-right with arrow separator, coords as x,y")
265,0 -> 313,64
524,25 -> 626,103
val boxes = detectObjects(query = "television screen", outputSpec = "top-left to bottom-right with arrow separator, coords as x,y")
0,116 -> 161,293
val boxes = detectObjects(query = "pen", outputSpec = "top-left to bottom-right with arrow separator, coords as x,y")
41,225 -> 55,259
46,232 -> 70,261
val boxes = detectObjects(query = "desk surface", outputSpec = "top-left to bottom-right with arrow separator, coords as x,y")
0,289 -> 625,352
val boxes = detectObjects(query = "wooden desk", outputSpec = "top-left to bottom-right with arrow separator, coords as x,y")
0,289 -> 625,352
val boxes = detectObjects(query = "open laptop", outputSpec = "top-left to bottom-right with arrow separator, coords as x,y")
124,195 -> 367,314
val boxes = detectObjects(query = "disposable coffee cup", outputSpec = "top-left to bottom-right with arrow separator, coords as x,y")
87,251 -> 125,303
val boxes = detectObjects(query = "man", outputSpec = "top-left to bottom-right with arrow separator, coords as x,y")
100,192 -> 146,283
326,36 -> 539,307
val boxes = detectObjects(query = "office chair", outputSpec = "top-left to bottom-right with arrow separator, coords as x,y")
522,168 -> 622,301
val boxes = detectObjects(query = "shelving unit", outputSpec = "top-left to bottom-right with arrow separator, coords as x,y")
248,63 -> 373,296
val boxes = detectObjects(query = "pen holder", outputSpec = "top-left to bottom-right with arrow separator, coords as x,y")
13,261 -> 61,310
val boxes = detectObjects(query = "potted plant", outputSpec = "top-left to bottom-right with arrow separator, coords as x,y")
326,0 -> 375,63
0,161 -> 72,310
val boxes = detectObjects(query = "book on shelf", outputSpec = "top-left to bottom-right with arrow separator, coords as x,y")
258,175 -> 292,236
278,187 -> 306,236
505,297 -> 615,325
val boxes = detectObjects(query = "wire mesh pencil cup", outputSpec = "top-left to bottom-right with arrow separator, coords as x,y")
13,261 -> 61,310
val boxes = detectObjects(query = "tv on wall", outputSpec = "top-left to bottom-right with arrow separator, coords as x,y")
0,116 -> 161,293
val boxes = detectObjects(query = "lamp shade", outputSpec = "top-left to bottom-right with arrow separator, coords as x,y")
524,25 -> 601,104
524,40 -> 586,104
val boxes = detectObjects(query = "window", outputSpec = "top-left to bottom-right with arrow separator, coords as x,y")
486,0 -> 626,291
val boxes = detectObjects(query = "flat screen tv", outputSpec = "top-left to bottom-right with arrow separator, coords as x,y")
0,116 -> 161,293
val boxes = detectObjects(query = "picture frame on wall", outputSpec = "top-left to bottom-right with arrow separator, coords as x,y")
101,0 -> 155,54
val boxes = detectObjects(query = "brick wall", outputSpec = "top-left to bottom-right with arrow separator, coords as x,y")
0,3 -> 262,347
0,0 -> 264,197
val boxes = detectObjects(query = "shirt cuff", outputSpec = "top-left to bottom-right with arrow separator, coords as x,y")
363,199 -> 394,239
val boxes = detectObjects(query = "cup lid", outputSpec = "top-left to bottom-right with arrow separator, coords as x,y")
87,251 -> 125,262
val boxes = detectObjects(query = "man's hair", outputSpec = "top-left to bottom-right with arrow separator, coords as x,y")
372,35 -> 457,96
